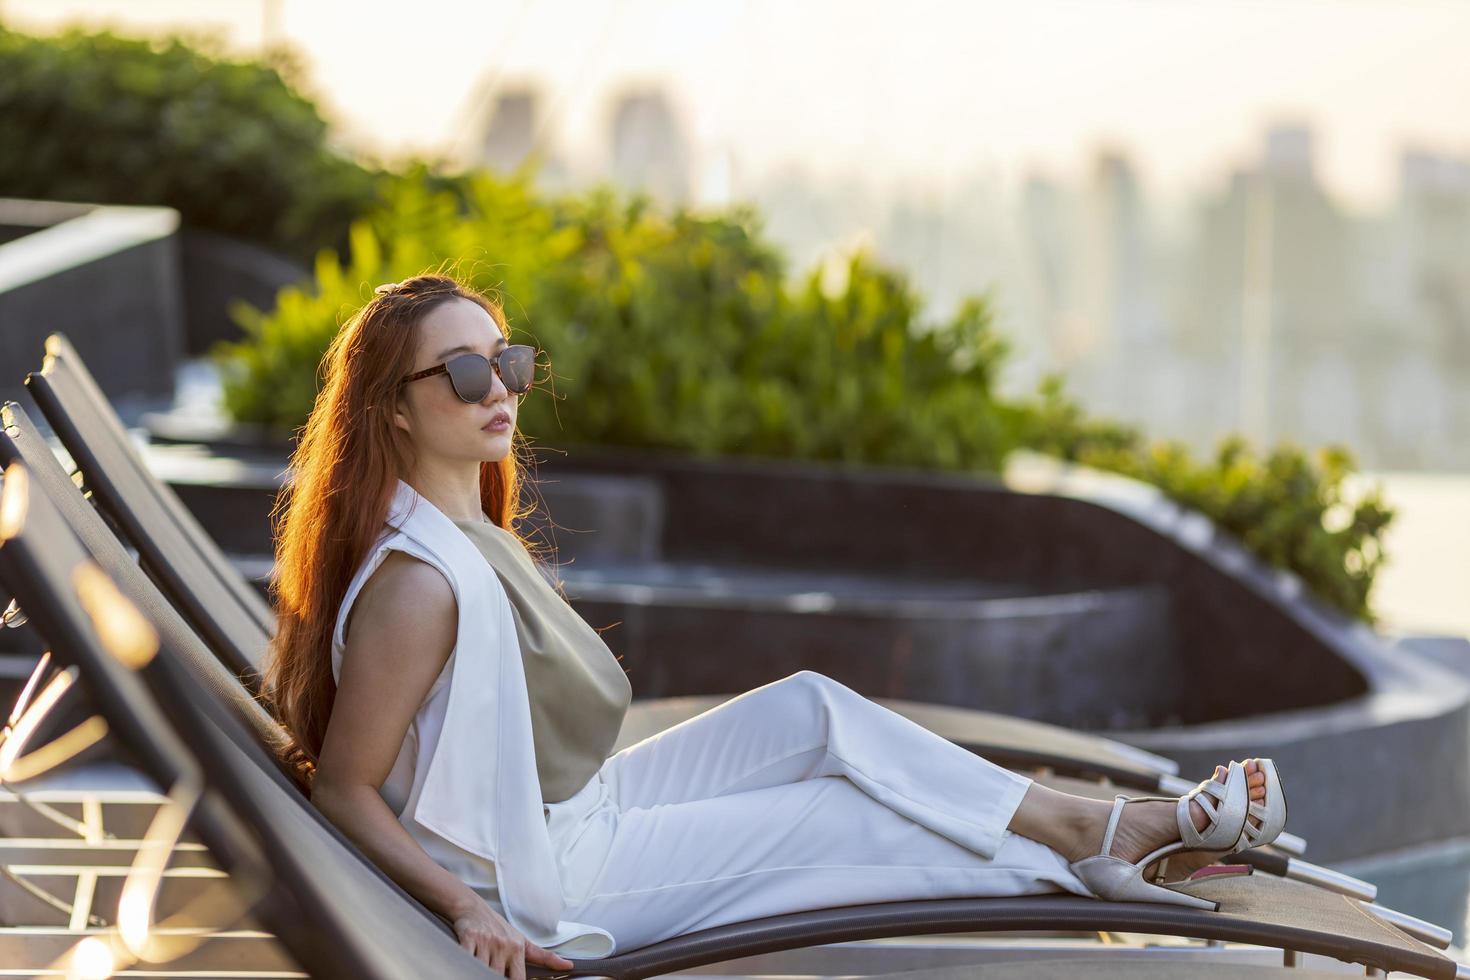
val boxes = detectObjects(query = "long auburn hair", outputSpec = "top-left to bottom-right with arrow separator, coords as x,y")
262,273 -> 533,792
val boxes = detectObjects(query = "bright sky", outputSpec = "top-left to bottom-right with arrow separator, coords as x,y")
8,0 -> 1470,210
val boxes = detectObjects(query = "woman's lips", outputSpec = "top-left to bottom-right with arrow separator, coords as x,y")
484,414 -> 511,432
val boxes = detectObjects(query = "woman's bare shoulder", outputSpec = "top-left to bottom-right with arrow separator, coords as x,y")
342,549 -> 457,663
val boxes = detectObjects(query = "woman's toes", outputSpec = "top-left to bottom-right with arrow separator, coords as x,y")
1243,760 -> 1268,830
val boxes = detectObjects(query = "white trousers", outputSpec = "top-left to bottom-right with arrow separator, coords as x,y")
543,670 -> 1092,955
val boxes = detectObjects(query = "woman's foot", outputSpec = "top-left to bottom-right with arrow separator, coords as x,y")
1010,760 -> 1266,875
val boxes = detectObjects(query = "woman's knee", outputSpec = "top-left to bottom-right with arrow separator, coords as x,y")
745,670 -> 862,723
784,669 -> 846,697
782,670 -> 864,707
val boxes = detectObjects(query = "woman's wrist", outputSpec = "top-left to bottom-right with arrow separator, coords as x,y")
441,882 -> 489,921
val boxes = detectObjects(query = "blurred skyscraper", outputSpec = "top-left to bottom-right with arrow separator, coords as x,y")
607,87 -> 692,205
479,88 -> 537,171
1180,124 -> 1358,447
1080,150 -> 1152,354
472,84 -> 573,189
1075,150 -> 1169,419
1019,173 -> 1080,367
1376,148 -> 1470,465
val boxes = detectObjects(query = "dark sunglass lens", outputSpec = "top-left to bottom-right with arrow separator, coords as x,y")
498,345 -> 536,393
444,353 -> 493,402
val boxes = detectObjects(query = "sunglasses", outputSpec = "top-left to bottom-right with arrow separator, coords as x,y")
399,345 -> 537,402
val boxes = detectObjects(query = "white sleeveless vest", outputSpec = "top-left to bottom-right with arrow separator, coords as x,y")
331,479 -> 615,957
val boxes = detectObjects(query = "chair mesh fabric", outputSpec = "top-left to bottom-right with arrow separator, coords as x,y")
1174,875 -> 1453,975
0,466 -> 267,871
1,403 -> 277,746
36,334 -> 276,634
25,337 -> 270,680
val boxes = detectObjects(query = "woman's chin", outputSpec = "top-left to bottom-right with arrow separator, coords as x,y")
476,430 -> 515,460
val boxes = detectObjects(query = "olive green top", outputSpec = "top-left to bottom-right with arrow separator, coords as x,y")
453,517 -> 632,804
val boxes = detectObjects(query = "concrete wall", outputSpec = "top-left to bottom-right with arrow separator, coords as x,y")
0,200 -> 184,407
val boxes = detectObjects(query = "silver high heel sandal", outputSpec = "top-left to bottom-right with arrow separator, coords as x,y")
1150,757 -> 1290,884
1068,760 -> 1250,911
1234,757 -> 1288,851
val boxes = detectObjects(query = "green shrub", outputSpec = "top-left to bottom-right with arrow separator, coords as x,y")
1014,377 -> 1394,621
0,24 -> 377,256
216,168 -> 1020,472
1096,440 -> 1391,622
215,165 -> 1393,622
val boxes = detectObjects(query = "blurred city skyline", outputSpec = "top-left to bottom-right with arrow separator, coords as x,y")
7,0 -> 1470,211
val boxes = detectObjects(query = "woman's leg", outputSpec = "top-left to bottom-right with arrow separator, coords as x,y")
599,671 -> 1268,876
562,775 -> 1093,954
601,670 -> 1032,861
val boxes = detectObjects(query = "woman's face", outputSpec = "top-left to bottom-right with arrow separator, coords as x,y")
393,296 -> 519,465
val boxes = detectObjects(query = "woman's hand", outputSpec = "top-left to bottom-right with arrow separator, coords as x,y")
449,891 -> 576,979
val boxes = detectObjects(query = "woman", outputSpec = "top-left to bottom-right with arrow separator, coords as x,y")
262,274 -> 1283,978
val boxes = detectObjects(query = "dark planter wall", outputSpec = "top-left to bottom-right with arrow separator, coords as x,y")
532,447 -> 1370,724
178,229 -> 307,356
0,235 -> 184,406
574,584 -> 1180,729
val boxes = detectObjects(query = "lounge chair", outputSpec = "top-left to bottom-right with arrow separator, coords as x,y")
4,463 -> 1464,980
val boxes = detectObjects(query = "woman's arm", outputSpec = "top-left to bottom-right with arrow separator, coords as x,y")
313,552 -> 473,916
312,551 -> 572,976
